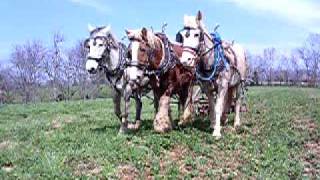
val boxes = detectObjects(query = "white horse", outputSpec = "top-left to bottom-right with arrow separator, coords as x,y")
84,25 -> 142,134
177,11 -> 248,138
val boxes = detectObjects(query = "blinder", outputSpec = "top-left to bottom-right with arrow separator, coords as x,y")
175,31 -> 183,43
175,28 -> 204,44
85,36 -> 113,63
199,32 -> 204,42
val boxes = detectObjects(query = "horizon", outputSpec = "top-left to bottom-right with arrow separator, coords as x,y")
1,0 -> 320,63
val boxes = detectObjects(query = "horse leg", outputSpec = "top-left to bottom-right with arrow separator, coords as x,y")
119,84 -> 131,134
221,88 -> 233,125
207,90 -> 216,130
178,92 -> 187,126
134,95 -> 142,130
153,91 -> 159,115
113,90 -> 121,120
212,81 -> 228,138
181,88 -> 194,126
154,90 -> 173,133
234,85 -> 242,130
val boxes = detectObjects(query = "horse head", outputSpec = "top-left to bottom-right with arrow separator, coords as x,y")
84,24 -> 119,74
177,11 -> 213,68
125,27 -> 164,81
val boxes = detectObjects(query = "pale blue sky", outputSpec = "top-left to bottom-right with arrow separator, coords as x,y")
1,0 -> 320,62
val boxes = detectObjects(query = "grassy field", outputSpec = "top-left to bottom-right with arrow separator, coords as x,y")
0,87 -> 319,179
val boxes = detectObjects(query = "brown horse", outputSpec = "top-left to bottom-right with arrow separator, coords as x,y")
125,28 -> 194,133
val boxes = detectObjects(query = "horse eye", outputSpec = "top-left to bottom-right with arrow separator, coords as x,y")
140,47 -> 146,52
194,34 -> 199,37
98,44 -> 104,47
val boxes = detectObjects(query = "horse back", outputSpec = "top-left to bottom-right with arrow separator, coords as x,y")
223,43 -> 248,80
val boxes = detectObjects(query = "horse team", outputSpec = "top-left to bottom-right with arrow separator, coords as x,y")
84,11 -> 248,139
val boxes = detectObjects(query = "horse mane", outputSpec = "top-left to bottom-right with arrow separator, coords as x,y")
91,26 -> 119,48
127,29 -> 156,49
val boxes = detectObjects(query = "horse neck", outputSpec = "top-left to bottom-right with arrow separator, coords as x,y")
107,47 -> 120,71
150,36 -> 164,68
202,32 -> 215,67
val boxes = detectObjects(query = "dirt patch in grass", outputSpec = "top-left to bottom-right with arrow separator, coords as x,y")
293,117 -> 320,177
293,118 -> 317,134
1,162 -> 15,172
0,141 -> 13,150
146,144 -> 249,178
75,160 -> 102,176
51,120 -> 62,129
65,158 -> 102,177
116,164 -> 140,180
303,140 -> 320,177
50,115 -> 75,130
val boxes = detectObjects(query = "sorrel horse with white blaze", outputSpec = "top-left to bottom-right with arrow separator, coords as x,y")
84,25 -> 144,133
177,11 -> 248,138
125,28 -> 194,133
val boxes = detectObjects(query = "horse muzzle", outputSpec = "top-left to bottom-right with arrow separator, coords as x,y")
86,59 -> 99,74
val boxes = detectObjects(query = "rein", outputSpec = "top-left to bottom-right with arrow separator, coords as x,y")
180,27 -> 229,82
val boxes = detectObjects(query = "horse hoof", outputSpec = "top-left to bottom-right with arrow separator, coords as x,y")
127,121 -> 141,131
212,131 -> 222,139
118,126 -> 128,135
221,118 -> 229,126
154,116 -> 172,133
240,106 -> 248,112
234,124 -> 241,133
178,121 -> 186,127
178,118 -> 189,127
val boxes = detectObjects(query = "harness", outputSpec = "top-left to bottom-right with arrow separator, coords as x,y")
127,33 -> 178,78
195,32 -> 230,82
149,33 -> 178,76
85,37 -> 127,92
101,42 -> 128,92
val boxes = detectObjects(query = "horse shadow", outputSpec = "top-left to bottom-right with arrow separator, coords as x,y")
90,119 -> 154,135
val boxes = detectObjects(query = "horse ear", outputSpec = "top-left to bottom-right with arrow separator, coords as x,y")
125,29 -> 131,35
105,25 -> 111,32
196,11 -> 202,21
88,24 -> 95,32
141,27 -> 148,40
101,25 -> 111,34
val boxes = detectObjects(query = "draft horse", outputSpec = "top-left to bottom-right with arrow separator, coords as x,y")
125,28 -> 194,133
177,11 -> 248,138
84,25 -> 145,134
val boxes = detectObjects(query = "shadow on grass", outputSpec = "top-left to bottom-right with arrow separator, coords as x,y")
192,118 -> 212,133
174,117 -> 212,133
90,119 -> 155,135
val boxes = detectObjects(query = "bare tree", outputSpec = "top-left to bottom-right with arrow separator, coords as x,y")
297,33 -> 320,87
10,41 -> 46,103
66,40 -> 90,99
262,48 -> 277,85
42,32 -> 68,100
277,55 -> 290,85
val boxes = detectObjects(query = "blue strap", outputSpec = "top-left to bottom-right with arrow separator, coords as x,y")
196,32 -> 229,81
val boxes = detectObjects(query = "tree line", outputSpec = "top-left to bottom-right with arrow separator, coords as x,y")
0,32 -> 319,104
0,32 -> 111,104
247,33 -> 320,87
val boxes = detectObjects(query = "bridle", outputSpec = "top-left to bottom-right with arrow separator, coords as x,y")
176,26 -> 215,64
85,34 -> 127,90
127,36 -> 162,71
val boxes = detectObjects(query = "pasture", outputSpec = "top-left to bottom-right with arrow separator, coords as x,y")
0,87 -> 319,179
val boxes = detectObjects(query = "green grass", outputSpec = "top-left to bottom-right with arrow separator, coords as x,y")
0,87 -> 319,179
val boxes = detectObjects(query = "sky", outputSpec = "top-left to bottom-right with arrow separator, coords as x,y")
1,0 -> 320,62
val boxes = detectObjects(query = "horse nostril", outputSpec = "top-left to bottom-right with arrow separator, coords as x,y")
88,68 -> 96,74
